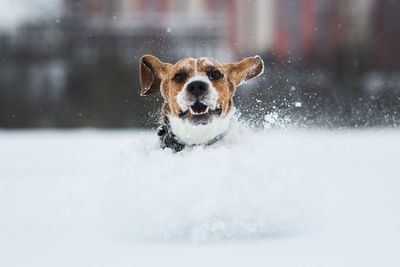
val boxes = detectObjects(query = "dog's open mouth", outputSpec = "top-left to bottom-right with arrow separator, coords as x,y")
190,102 -> 209,115
179,102 -> 222,125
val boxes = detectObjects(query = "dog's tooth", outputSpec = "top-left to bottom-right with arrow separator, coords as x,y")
189,106 -> 210,115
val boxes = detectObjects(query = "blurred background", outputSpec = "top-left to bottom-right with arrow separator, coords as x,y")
1,0 -> 400,129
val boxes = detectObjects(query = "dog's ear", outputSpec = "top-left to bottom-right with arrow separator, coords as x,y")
223,56 -> 264,87
139,55 -> 169,96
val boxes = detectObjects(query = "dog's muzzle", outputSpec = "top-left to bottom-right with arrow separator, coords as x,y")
178,102 -> 222,125
187,81 -> 208,97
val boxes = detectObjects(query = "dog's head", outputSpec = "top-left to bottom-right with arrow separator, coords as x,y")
139,55 -> 264,144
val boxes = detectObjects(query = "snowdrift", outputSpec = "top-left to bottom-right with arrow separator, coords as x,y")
1,126 -> 400,266
105,126 -> 321,242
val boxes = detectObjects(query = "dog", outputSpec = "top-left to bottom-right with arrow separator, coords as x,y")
139,55 -> 264,152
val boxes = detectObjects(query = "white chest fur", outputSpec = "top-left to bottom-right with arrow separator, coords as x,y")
168,111 -> 234,146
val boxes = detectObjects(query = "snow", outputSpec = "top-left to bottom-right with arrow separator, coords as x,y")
1,128 -> 400,267
294,101 -> 302,107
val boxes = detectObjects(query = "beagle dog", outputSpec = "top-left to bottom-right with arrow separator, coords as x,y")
139,55 -> 264,152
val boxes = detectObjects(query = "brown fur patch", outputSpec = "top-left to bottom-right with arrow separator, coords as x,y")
139,55 -> 170,96
223,56 -> 264,86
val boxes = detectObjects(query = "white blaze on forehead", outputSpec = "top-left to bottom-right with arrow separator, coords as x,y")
194,58 -> 198,75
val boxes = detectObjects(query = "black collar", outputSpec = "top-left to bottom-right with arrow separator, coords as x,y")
157,124 -> 226,152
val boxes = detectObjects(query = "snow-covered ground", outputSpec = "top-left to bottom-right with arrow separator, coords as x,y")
0,128 -> 399,267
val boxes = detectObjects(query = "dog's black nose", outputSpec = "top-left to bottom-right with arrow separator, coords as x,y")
187,81 -> 208,97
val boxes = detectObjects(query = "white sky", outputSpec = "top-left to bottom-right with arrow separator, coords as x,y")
0,0 -> 62,32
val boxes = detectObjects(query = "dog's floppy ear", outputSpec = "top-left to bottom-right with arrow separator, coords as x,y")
223,56 -> 264,87
139,55 -> 169,96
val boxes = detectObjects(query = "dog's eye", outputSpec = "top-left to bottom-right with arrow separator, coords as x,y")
207,69 -> 223,81
172,73 -> 187,83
